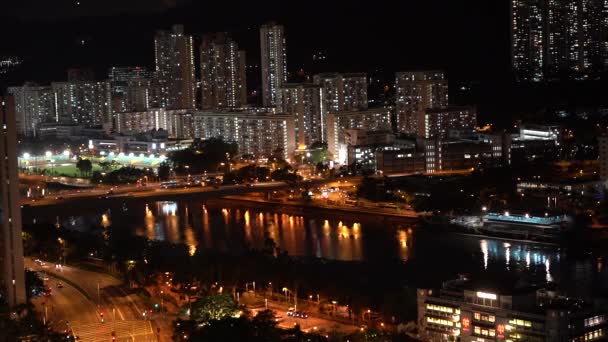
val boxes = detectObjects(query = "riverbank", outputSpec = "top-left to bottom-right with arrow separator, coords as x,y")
214,195 -> 421,222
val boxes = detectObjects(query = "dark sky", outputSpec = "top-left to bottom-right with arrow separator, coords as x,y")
1,0 -> 510,86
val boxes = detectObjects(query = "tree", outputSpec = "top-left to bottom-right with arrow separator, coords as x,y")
158,162 -> 171,181
76,158 -> 93,177
190,294 -> 240,323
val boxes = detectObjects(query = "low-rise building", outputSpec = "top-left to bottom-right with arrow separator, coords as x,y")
418,276 -> 607,342
326,108 -> 392,161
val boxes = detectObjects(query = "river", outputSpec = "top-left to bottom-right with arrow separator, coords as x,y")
28,199 -> 608,299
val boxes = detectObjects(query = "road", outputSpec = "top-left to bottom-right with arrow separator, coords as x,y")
26,258 -> 157,341
23,178 -> 362,208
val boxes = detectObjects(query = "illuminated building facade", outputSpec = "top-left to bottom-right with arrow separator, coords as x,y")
278,83 -> 326,148
52,81 -> 112,127
8,84 -> 56,136
154,25 -> 196,109
260,22 -> 287,107
511,0 -> 608,81
108,67 -> 154,113
115,108 -> 193,139
326,107 -> 392,161
312,73 -> 368,113
0,96 -> 26,308
418,276 -> 607,341
395,71 -> 448,135
422,106 -> 477,139
193,109 -> 295,159
200,33 -> 247,109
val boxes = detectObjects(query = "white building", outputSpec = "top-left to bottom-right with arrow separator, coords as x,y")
8,84 -> 56,136
278,83 -> 326,149
326,107 -> 392,162
313,73 -> 368,112
193,109 -> 295,159
115,108 -> 193,139
260,22 -> 287,107
395,71 -> 448,135
52,81 -> 112,127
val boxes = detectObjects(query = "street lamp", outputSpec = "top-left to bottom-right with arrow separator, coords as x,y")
45,151 -> 52,159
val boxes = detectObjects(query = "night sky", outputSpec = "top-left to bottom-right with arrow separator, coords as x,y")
3,1 -> 607,123
2,1 -> 509,83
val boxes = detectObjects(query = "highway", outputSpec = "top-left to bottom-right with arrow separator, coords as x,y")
23,178 -> 363,208
26,258 -> 157,341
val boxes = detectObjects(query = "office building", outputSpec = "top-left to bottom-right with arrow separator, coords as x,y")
193,109 -> 295,159
422,106 -> 477,139
0,96 -> 26,308
278,83 -> 326,148
511,0 -> 608,80
423,137 -> 509,173
52,81 -> 112,127
313,73 -> 368,112
418,275 -> 607,341
260,22 -> 287,107
326,107 -> 392,161
154,25 -> 196,109
8,84 -> 56,136
115,108 -> 193,139
395,71 -> 448,135
200,33 -> 247,109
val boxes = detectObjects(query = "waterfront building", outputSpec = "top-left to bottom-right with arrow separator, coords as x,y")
200,33 -> 247,109
395,71 -> 448,135
260,22 -> 287,107
154,25 -> 196,109
0,96 -> 26,307
278,83 -> 326,148
312,73 -> 368,113
418,276 -> 607,341
326,107 -> 392,162
7,84 -> 56,136
193,109 -> 295,159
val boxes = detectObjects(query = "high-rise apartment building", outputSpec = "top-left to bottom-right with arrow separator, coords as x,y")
115,108 -> 193,138
511,0 -> 608,81
200,33 -> 247,109
0,96 -> 26,308
154,25 -> 196,109
193,109 -> 295,159
260,22 -> 287,107
422,106 -> 477,139
278,83 -> 326,148
511,0 -> 546,81
8,84 -> 56,136
312,73 -> 368,112
326,107 -> 392,161
108,67 -> 155,113
395,71 -> 448,135
52,81 -> 112,127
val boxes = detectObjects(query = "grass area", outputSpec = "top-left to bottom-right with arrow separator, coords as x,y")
49,163 -> 122,177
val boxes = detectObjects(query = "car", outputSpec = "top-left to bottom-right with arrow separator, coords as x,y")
293,311 -> 309,319
57,282 -> 63,288
55,196 -> 64,200
286,308 -> 295,317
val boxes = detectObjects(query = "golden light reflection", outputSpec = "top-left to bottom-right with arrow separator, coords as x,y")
101,213 -> 110,228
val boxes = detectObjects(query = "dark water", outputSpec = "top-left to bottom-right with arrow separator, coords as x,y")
36,199 -> 608,299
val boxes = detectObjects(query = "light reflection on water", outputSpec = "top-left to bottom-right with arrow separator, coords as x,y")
51,200 -> 608,297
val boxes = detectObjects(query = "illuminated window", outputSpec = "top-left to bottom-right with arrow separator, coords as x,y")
474,326 -> 481,334
474,312 -> 481,320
